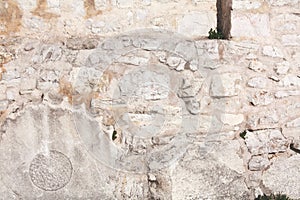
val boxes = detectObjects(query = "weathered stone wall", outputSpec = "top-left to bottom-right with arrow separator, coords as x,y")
0,0 -> 300,199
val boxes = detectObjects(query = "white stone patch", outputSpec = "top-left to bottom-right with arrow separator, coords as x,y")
117,56 -> 149,66
0,100 -> 8,112
259,111 -> 279,126
14,0 -> 36,10
274,61 -> 290,75
19,78 -> 37,93
117,0 -> 134,8
210,73 -> 241,98
245,129 -> 288,155
166,56 -> 182,68
0,85 -> 7,101
177,11 -> 216,37
248,61 -> 267,72
142,0 -> 151,6
178,74 -> 203,98
267,0 -> 299,6
248,155 -> 270,171
138,82 -> 169,100
286,117 -> 300,128
221,113 -> 244,126
249,91 -> 274,106
233,0 -> 262,9
262,155 -> 300,199
262,46 -> 284,58
247,77 -> 268,88
282,34 -> 300,46
279,75 -> 300,87
275,90 -> 300,98
212,140 -> 246,174
232,13 -> 271,37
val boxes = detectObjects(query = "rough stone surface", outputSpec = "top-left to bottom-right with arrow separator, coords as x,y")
0,0 -> 299,199
262,46 -> 284,58
245,129 -> 289,155
210,73 -> 241,97
262,155 -> 300,199
247,77 -> 268,89
248,155 -> 270,171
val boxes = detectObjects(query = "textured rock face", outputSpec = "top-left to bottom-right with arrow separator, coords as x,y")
0,0 -> 300,199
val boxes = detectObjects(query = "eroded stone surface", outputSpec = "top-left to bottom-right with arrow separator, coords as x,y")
0,2 -> 299,197
29,150 -> 73,191
245,129 -> 288,155
263,155 -> 300,199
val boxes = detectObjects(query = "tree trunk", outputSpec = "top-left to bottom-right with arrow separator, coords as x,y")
217,0 -> 232,39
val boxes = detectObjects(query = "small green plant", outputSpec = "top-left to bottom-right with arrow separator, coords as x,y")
255,193 -> 293,200
240,130 -> 247,140
208,28 -> 224,39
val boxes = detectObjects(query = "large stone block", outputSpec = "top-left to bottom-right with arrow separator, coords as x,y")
263,155 -> 300,199
245,129 -> 288,155
210,73 -> 241,98
177,11 -> 216,37
233,0 -> 262,9
232,13 -> 271,37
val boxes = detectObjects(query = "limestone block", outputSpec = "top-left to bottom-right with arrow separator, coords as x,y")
287,103 -> 300,116
274,61 -> 290,75
279,75 -> 300,87
286,117 -> 300,128
210,140 -> 246,174
117,55 -> 150,66
185,99 -> 200,115
178,75 -> 203,98
117,0 -> 133,8
245,129 -> 288,155
19,78 -> 37,93
6,87 -> 19,101
232,13 -> 271,37
2,68 -> 20,81
171,145 -> 250,200
275,90 -> 300,98
119,70 -> 170,99
233,0 -> 262,9
0,100 -> 8,112
258,111 -> 279,126
247,77 -> 268,88
262,46 -> 284,58
221,113 -> 244,126
195,40 -> 220,69
246,111 -> 280,130
282,34 -> 300,46
210,73 -> 241,98
166,56 -> 183,68
249,91 -> 274,106
175,41 -> 198,62
181,115 -> 222,134
248,61 -> 267,72
0,85 -> 7,101
267,0 -> 299,6
177,11 -> 216,37
142,0 -> 151,6
262,155 -> 300,199
14,0 -> 36,11
95,0 -> 110,10
248,155 -> 270,171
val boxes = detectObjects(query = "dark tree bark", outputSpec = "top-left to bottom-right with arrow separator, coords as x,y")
217,0 -> 232,39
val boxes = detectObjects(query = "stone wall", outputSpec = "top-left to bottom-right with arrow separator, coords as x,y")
0,0 -> 300,199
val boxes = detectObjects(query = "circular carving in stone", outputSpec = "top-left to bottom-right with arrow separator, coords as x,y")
29,150 -> 73,191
